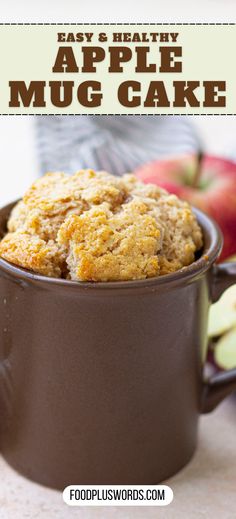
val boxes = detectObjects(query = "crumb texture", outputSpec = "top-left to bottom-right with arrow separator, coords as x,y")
0,170 -> 203,281
0,232 -> 63,278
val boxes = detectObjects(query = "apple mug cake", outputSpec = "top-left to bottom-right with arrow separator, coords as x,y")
0,170 -> 203,281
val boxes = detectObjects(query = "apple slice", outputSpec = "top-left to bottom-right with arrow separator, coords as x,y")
214,327 -> 236,370
208,285 -> 236,338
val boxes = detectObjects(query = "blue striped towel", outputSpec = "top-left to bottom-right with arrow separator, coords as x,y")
36,116 -> 200,175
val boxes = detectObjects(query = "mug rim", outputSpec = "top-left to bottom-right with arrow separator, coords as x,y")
0,204 -> 223,291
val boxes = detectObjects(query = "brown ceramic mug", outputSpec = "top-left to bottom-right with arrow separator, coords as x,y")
0,201 -> 236,490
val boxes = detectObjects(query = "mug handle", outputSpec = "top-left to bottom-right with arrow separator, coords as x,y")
201,262 -> 236,413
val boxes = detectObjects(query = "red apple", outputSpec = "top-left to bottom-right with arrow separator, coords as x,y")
135,154 -> 236,260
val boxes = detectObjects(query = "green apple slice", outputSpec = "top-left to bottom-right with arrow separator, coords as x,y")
214,327 -> 236,370
208,285 -> 236,338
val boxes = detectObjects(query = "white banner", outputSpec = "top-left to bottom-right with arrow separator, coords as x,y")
1,24 -> 236,114
63,485 -> 174,506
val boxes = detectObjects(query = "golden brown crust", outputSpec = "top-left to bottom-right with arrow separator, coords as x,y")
58,201 -> 161,282
0,232 -> 63,278
1,170 -> 203,281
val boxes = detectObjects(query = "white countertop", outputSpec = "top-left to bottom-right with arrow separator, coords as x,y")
0,398 -> 235,518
